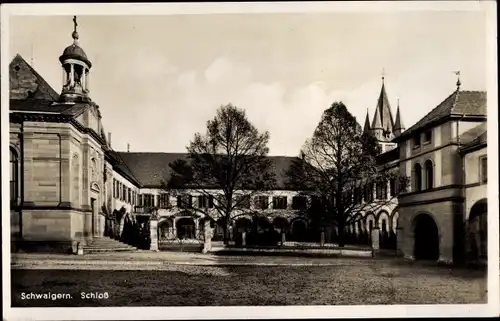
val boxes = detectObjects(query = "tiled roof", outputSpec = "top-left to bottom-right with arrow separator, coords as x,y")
10,54 -> 60,101
117,152 -> 300,189
395,90 -> 487,141
457,122 -> 487,154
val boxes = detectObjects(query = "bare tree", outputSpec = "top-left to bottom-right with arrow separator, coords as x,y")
286,102 -> 409,247
163,104 -> 276,244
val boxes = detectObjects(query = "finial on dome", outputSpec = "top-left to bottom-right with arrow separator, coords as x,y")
381,68 -> 386,84
72,16 -> 79,44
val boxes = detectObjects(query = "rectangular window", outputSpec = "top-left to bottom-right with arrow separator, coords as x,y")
159,193 -> 169,208
236,195 -> 251,209
364,184 -> 373,202
113,179 -> 116,198
122,185 -> 127,202
127,188 -> 131,204
480,156 -> 487,184
131,191 -> 135,205
143,194 -> 154,207
389,178 -> 396,197
273,196 -> 288,209
255,196 -> 269,210
177,195 -> 192,209
413,135 -> 420,148
208,195 -> 214,208
375,183 -> 382,200
424,130 -> 432,144
291,196 -> 307,210
198,195 -> 208,208
138,194 -> 143,206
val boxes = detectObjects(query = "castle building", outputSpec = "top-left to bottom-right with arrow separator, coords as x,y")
393,80 -> 487,264
358,76 -> 488,264
9,18 -> 487,262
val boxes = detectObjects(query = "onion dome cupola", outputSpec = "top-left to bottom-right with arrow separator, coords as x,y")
59,16 -> 92,103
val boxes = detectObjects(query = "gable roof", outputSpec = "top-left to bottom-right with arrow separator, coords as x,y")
395,90 -> 487,142
117,152 -> 300,189
10,54 -> 59,101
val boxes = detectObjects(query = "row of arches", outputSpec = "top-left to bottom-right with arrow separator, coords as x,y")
156,211 -> 401,248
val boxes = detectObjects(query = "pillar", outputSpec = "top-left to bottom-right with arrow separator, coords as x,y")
194,218 -> 199,239
202,219 -> 212,253
242,231 -> 246,247
438,228 -> 454,265
70,64 -> 74,86
371,227 -> 380,256
320,231 -> 325,246
172,217 -> 177,239
281,232 -> 286,246
150,218 -> 158,251
81,68 -> 86,89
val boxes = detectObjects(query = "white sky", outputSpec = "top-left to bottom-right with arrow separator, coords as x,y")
8,9 -> 487,156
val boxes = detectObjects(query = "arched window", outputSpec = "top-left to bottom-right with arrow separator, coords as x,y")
425,160 -> 434,189
10,148 -> 19,206
413,163 -> 422,191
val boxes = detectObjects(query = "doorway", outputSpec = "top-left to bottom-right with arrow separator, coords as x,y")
413,214 -> 439,260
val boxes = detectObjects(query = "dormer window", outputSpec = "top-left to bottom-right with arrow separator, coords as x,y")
412,135 -> 420,148
424,130 -> 432,144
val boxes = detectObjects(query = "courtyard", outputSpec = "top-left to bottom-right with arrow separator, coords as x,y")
10,254 -> 487,307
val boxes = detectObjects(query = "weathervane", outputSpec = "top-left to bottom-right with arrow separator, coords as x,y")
453,70 -> 461,89
72,15 -> 79,43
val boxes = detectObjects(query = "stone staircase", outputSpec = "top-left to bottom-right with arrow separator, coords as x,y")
83,236 -> 138,254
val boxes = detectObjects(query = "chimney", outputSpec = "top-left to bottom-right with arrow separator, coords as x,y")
127,143 -> 130,153
107,132 -> 112,147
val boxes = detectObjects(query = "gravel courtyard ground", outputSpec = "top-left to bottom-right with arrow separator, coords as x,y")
10,255 -> 487,307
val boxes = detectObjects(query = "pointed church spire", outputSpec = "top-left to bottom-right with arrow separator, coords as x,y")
394,98 -> 405,136
363,108 -> 371,134
375,76 -> 395,132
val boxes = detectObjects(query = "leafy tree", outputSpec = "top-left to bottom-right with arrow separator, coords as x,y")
163,104 -> 276,244
286,102 -> 409,247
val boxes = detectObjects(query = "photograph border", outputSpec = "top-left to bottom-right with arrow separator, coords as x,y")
2,1 -> 498,320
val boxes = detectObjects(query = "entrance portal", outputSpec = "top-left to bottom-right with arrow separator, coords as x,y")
176,217 -> 195,239
413,214 -> 439,260
468,199 -> 487,259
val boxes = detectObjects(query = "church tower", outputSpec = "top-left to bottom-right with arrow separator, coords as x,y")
369,74 -> 399,153
59,16 -> 92,103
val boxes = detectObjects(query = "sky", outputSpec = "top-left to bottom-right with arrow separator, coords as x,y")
8,9 -> 488,156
